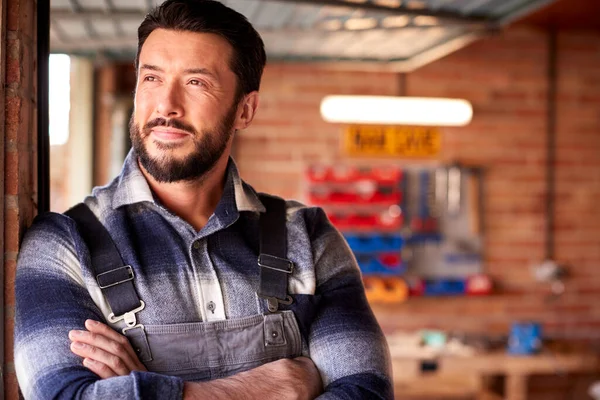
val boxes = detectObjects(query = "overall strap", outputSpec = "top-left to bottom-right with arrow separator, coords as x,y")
65,203 -> 145,333
257,194 -> 293,312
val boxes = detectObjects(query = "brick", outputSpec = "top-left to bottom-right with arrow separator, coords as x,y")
4,208 -> 20,253
19,0 -> 34,41
4,260 -> 16,307
5,94 -> 21,144
17,97 -> 32,147
5,151 -> 18,195
4,371 -> 19,400
21,38 -> 34,96
4,307 -> 14,363
5,48 -> 20,85
6,0 -> 19,31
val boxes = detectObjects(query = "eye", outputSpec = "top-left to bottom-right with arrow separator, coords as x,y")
143,75 -> 157,82
189,79 -> 204,87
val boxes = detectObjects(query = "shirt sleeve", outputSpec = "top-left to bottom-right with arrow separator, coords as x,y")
301,207 -> 394,400
15,213 -> 184,400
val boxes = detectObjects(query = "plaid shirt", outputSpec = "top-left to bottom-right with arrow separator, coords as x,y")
15,151 -> 393,399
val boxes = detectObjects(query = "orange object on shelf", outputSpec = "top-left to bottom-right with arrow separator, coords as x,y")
363,277 -> 408,304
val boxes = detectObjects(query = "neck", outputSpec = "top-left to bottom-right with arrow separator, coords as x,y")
139,155 -> 230,232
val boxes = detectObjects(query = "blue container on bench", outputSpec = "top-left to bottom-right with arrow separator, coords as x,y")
507,321 -> 542,355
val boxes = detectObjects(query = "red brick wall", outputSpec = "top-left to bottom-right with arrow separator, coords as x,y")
94,65 -> 118,187
239,27 -> 600,342
3,0 -> 37,398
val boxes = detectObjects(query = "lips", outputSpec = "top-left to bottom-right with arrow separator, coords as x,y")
151,128 -> 190,141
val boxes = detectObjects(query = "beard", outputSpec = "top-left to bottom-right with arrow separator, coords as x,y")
129,106 -> 237,183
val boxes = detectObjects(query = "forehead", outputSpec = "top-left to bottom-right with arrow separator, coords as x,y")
139,28 -> 234,76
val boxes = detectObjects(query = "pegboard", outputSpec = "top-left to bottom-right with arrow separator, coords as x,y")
305,164 -> 492,300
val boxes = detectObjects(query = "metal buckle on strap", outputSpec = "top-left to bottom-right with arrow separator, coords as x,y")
97,265 -> 135,289
108,300 -> 146,334
258,254 -> 294,274
263,296 -> 293,313
122,323 -> 145,334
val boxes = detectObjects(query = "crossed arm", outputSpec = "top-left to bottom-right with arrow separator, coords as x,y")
69,319 -> 322,400
15,214 -> 321,400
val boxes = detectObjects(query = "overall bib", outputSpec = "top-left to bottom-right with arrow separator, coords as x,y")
67,195 -> 304,381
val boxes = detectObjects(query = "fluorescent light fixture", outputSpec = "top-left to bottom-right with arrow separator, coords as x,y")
320,95 -> 473,126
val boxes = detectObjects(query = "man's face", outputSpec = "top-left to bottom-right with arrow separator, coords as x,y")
131,29 -> 240,183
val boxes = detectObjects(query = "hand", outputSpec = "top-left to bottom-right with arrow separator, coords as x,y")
69,319 -> 147,378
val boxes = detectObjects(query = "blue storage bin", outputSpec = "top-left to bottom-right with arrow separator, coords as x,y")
374,235 -> 404,251
423,279 -> 466,296
355,253 -> 405,276
371,259 -> 406,275
345,234 -> 404,252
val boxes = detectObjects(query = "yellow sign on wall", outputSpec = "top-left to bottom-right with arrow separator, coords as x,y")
342,125 -> 441,157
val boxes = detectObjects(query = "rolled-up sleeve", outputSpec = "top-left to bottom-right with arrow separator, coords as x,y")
303,208 -> 394,399
15,213 -> 184,400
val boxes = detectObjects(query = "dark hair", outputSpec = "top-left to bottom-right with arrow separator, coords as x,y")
136,0 -> 266,99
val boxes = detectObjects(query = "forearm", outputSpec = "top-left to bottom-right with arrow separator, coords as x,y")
184,357 -> 321,400
184,377 -> 285,400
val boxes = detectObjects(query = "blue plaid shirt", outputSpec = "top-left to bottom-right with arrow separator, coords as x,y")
15,151 -> 393,399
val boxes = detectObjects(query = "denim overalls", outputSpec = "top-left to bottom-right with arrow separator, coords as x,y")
67,195 -> 304,381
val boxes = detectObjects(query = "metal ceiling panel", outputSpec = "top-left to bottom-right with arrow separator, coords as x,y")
110,0 -> 148,9
50,0 -> 558,71
259,30 -> 297,56
77,0 -> 108,8
314,30 -> 361,56
283,4 -> 324,28
252,2 -> 296,29
91,19 -> 118,37
342,29 -> 390,57
50,0 -> 73,9
120,19 -> 142,36
54,20 -> 90,39
223,0 -> 263,20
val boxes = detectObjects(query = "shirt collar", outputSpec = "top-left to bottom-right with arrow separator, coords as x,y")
112,150 -> 266,214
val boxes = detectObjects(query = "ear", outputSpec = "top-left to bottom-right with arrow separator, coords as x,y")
233,91 -> 260,131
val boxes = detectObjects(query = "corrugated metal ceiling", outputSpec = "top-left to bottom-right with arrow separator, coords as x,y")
50,0 -> 556,71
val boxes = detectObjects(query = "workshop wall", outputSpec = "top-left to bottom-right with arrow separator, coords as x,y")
53,25 -> 600,343
238,27 -> 600,341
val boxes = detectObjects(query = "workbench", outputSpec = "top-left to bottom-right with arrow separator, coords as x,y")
392,348 -> 600,399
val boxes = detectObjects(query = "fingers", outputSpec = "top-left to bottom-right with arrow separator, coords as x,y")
82,357 -> 118,379
69,320 -> 147,376
70,341 -> 130,376
85,319 -> 139,362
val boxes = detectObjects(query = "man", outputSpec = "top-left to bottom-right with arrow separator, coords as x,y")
15,1 -> 393,399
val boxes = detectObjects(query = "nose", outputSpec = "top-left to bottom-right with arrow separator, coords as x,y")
156,82 -> 184,118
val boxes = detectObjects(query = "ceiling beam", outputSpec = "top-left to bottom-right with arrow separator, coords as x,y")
51,1 -> 493,26
260,0 -> 493,25
52,9 -> 144,20
51,37 -> 138,52
50,28 -> 485,73
50,21 -> 464,53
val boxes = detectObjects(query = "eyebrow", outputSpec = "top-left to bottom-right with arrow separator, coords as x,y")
140,64 -> 218,79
